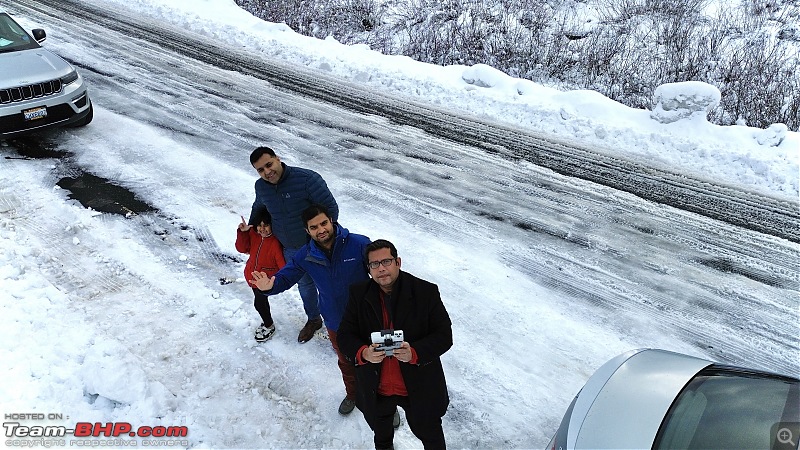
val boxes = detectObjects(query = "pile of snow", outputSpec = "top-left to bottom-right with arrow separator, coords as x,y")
650,81 -> 721,125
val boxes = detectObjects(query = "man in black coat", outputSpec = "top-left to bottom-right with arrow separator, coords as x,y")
338,239 -> 453,450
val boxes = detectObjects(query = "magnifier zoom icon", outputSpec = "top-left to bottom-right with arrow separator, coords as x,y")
777,427 -> 796,447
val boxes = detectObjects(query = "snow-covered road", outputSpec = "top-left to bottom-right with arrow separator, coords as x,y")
2,1 -> 798,449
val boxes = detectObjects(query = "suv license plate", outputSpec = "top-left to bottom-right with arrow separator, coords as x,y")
23,106 -> 48,121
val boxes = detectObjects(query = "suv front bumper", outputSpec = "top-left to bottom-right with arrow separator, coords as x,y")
0,76 -> 92,139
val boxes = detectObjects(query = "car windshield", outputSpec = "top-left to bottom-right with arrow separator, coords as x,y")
0,13 -> 39,53
654,366 -> 799,450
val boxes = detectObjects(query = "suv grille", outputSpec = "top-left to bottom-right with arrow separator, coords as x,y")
0,79 -> 63,104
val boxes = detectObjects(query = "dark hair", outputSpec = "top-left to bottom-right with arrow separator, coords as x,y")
251,207 -> 272,226
249,146 -> 277,164
301,204 -> 332,227
365,239 -> 397,258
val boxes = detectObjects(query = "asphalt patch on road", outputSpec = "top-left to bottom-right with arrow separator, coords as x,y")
3,135 -> 70,159
4,136 -> 245,274
4,136 -> 157,217
57,172 -> 156,216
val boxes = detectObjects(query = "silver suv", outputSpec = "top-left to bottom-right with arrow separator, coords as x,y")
0,10 -> 93,139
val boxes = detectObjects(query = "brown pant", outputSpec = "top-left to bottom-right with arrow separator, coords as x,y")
327,328 -> 358,400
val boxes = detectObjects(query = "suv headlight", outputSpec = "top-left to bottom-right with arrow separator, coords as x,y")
62,70 -> 79,85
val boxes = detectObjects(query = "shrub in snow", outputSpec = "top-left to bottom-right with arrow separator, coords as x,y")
650,81 -> 721,124
778,23 -> 799,41
755,123 -> 789,147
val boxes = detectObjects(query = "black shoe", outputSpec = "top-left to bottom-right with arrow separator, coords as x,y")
338,397 -> 356,415
393,410 -> 400,429
254,323 -> 275,342
298,318 -> 323,343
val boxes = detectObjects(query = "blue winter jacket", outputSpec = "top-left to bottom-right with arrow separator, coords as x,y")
266,224 -> 370,331
250,163 -> 339,249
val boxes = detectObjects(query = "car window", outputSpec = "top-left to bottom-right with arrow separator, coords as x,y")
0,14 -> 38,52
654,366 -> 799,450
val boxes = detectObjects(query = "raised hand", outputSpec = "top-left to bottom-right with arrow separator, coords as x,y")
250,271 -> 275,291
238,215 -> 253,232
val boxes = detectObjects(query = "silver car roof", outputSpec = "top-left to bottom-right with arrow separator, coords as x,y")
568,348 -> 713,449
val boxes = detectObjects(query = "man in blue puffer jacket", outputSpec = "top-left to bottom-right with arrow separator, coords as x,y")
249,146 -> 339,344
251,204 -> 370,417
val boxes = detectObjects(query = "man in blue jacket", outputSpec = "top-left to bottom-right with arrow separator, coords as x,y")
249,146 -> 339,343
251,204 -> 370,416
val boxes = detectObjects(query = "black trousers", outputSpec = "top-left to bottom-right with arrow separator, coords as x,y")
373,395 -> 446,450
252,288 -> 273,327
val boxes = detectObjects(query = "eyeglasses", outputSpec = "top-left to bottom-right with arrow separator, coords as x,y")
367,258 -> 396,269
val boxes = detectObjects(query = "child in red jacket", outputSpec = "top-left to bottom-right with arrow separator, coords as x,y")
235,208 -> 286,342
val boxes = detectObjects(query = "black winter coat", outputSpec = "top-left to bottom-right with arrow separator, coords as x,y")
338,271 -> 453,426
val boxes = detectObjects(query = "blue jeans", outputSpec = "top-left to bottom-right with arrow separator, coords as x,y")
283,246 -> 320,321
